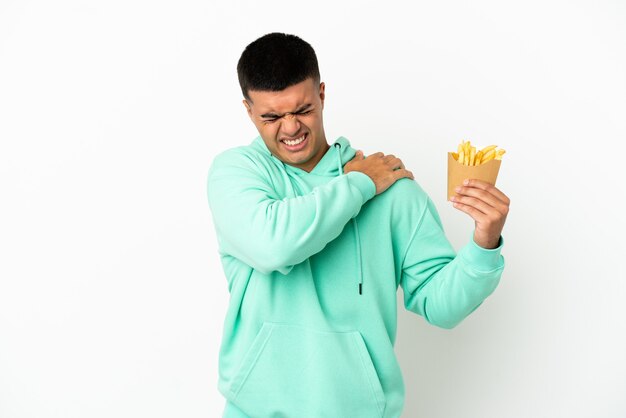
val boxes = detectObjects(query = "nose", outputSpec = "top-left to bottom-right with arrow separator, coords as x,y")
281,113 -> 301,137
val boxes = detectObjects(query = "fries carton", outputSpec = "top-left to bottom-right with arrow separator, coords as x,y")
447,152 -> 501,200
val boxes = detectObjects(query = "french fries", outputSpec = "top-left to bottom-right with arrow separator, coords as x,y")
452,140 -> 506,166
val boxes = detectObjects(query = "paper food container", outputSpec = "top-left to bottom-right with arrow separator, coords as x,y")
447,152 -> 501,200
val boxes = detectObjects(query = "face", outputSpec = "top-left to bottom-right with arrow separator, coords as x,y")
243,78 -> 329,173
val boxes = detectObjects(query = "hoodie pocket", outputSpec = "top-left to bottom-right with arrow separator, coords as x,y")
228,322 -> 386,418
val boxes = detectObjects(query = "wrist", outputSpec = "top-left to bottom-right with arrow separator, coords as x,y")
473,231 -> 501,249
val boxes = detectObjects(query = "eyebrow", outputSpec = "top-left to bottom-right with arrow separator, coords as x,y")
260,104 -> 313,119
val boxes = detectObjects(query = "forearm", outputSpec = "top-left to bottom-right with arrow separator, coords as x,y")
207,153 -> 376,274
405,237 -> 503,328
401,197 -> 505,328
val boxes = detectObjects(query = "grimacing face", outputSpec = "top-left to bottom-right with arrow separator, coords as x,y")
243,78 -> 329,173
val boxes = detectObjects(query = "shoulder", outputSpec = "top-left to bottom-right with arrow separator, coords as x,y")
375,177 -> 440,230
209,138 -> 273,176
382,177 -> 431,209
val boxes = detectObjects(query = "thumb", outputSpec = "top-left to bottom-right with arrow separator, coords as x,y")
355,150 -> 364,159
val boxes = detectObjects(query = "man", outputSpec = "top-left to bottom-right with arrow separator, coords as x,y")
207,32 -> 509,418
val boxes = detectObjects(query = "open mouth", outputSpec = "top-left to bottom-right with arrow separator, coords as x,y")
280,133 -> 308,151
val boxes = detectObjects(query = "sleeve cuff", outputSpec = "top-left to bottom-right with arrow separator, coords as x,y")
346,171 -> 376,201
459,232 -> 505,273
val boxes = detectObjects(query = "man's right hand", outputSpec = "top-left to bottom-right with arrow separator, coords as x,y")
344,150 -> 414,195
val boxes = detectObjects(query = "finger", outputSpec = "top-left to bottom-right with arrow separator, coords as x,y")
450,195 -> 492,216
451,200 -> 489,223
454,186 -> 507,214
382,155 -> 404,170
387,157 -> 403,169
393,169 -> 414,180
369,151 -> 385,159
351,150 -> 364,160
463,179 -> 510,205
393,159 -> 405,170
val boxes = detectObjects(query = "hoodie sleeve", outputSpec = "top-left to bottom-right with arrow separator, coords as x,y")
207,150 -> 377,275
400,196 -> 504,329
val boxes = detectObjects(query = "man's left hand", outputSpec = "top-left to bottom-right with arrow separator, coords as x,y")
450,179 -> 510,249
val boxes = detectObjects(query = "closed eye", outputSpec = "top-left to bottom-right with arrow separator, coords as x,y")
261,108 -> 313,124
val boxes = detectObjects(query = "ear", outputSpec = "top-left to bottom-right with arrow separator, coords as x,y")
242,99 -> 252,118
319,82 -> 325,109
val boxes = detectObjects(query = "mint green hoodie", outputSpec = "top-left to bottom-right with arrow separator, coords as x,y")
207,135 -> 505,418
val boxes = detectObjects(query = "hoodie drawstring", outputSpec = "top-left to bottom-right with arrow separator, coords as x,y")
334,143 -> 364,295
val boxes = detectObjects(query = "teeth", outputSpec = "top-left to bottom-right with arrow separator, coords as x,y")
283,135 -> 305,146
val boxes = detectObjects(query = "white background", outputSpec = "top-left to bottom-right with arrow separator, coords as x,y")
1,0 -> 625,417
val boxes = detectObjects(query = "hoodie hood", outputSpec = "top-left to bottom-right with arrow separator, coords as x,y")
253,135 -> 356,177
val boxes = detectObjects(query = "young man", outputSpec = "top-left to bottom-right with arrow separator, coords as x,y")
207,32 -> 510,418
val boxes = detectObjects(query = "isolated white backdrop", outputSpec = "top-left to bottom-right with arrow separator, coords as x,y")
1,1 -> 625,417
